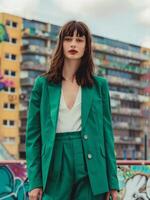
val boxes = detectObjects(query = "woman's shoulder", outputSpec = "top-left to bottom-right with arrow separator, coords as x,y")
93,75 -> 108,86
31,75 -> 48,94
35,74 -> 48,84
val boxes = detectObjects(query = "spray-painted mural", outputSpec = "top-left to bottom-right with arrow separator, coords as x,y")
0,23 -> 14,91
0,163 -> 29,199
1,162 -> 150,199
117,164 -> 150,199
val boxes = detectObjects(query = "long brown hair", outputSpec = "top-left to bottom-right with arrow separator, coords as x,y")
41,20 -> 95,87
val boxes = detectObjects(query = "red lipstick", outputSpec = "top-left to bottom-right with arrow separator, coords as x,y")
68,49 -> 78,54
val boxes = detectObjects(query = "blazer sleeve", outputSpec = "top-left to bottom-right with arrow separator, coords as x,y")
101,78 -> 120,192
25,76 -> 43,192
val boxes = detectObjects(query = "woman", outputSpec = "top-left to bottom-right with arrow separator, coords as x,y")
26,20 -> 120,200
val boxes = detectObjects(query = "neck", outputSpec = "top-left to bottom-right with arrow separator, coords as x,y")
62,59 -> 80,82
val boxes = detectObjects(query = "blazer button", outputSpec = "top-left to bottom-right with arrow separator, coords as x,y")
84,135 -> 88,140
88,153 -> 92,159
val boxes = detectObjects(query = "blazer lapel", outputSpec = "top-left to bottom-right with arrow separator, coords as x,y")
82,85 -> 94,129
48,82 -> 61,129
48,81 -> 94,131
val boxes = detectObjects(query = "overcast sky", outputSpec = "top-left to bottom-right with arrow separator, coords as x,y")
0,0 -> 150,48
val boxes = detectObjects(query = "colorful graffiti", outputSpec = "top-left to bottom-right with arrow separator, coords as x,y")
0,23 -> 9,42
1,162 -> 150,199
0,163 -> 29,199
0,71 -> 15,91
117,165 -> 150,199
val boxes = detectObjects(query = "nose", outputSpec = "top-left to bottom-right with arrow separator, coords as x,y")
70,38 -> 76,47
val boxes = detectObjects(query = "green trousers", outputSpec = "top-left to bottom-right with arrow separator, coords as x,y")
42,131 -> 107,200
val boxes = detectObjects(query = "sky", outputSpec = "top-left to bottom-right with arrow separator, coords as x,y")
0,0 -> 150,48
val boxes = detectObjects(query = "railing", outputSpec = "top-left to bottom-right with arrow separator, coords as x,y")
21,61 -> 48,71
20,77 -> 34,86
112,107 -> 142,116
22,28 -> 58,41
92,43 -> 150,61
106,75 -> 146,88
113,121 -> 142,130
21,44 -> 52,55
94,58 -> 150,74
114,136 -> 142,144
110,90 -> 149,103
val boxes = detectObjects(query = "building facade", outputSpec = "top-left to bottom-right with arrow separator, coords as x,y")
0,13 -> 22,159
0,12 -> 149,160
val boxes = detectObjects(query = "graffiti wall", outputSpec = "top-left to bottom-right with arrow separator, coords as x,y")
117,164 -> 150,200
1,162 -> 150,199
0,162 -> 29,199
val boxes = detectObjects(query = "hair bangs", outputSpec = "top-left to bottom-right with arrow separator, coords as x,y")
62,21 -> 86,39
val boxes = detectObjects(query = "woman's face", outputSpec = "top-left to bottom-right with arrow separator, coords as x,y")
63,30 -> 86,60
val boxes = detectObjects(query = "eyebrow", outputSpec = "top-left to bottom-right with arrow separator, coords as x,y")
64,36 -> 85,38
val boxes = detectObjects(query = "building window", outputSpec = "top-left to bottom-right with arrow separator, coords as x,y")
5,53 -> 17,61
6,20 -> 11,26
3,103 -> 8,108
10,103 -> 15,109
4,69 -> 16,77
12,22 -> 17,28
6,20 -> 18,28
11,71 -> 16,76
12,38 -> 17,43
3,137 -> 15,144
4,69 -> 9,75
3,103 -> 15,110
3,120 -> 7,125
10,120 -> 14,125
5,53 -> 9,59
10,87 -> 15,92
4,87 -> 16,93
8,38 -> 17,44
12,54 -> 16,60
3,119 -> 15,127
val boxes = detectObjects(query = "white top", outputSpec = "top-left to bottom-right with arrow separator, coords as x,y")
56,86 -> 82,133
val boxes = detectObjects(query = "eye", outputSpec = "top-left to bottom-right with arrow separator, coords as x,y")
76,38 -> 83,42
64,37 -> 71,41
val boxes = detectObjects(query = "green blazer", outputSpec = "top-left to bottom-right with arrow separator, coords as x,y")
25,74 -> 120,195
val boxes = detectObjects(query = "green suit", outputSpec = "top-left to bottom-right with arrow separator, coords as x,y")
25,74 -> 120,195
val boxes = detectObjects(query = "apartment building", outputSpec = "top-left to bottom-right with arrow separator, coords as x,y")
140,47 -> 150,159
0,12 -> 149,160
92,37 -> 150,159
0,13 -> 22,159
19,19 -> 57,158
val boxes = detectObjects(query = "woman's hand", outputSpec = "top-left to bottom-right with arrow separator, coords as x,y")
106,189 -> 118,200
28,187 -> 43,200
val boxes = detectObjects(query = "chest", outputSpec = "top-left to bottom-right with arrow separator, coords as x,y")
61,84 -> 81,111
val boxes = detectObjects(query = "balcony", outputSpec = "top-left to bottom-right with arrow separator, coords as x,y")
21,44 -> 52,56
20,110 -> 27,119
20,77 -> 34,86
22,28 -> 58,41
19,143 -> 25,152
112,107 -> 143,117
113,121 -> 143,131
114,136 -> 143,144
21,61 -> 48,72
110,91 -> 150,103
117,151 -> 143,159
22,27 -> 49,39
128,121 -> 143,130
106,75 -> 145,88
95,58 -> 150,74
19,125 -> 26,132
92,43 -> 150,61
